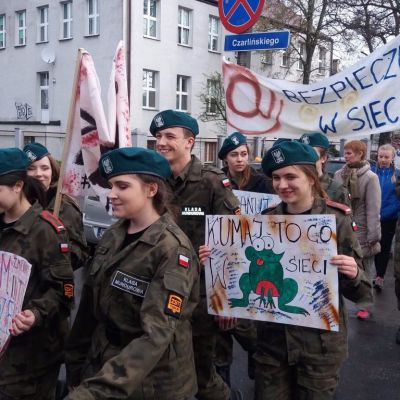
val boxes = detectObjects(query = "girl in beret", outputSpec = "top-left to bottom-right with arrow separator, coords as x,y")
218,132 -> 273,194
251,140 -> 372,399
65,147 -> 200,400
0,148 -> 74,400
200,141 -> 372,399
23,143 -> 88,271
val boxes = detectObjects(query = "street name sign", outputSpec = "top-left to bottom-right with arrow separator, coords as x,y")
219,0 -> 265,34
224,30 -> 290,52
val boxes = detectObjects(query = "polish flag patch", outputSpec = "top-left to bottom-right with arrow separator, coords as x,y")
222,178 -> 231,187
60,243 -> 70,253
351,221 -> 358,232
178,254 -> 189,268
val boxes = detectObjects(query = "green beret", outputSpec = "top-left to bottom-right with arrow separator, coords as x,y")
23,143 -> 50,163
149,109 -> 199,136
262,141 -> 318,177
0,148 -> 30,177
273,138 -> 294,147
299,132 -> 329,149
218,132 -> 247,160
99,147 -> 171,180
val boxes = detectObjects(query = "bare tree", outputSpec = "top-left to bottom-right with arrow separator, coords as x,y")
257,0 -> 334,83
197,72 -> 226,134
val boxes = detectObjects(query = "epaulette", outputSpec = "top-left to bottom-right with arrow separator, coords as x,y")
62,194 -> 81,211
40,210 -> 66,233
261,205 -> 278,215
202,164 -> 224,175
325,199 -> 351,215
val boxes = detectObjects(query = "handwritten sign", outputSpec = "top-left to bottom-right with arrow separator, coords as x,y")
223,34 -> 400,138
233,189 -> 280,214
205,214 -> 339,331
0,251 -> 32,355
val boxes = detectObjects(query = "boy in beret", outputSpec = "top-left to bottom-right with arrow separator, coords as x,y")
150,110 -> 242,400
299,132 -> 350,206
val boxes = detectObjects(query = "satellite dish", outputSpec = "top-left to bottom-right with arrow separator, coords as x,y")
41,48 -> 56,64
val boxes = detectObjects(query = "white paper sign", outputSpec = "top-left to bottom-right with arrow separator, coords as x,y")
0,251 -> 32,355
205,214 -> 339,331
233,189 -> 280,214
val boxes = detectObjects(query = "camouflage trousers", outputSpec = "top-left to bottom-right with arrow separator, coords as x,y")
0,368 -> 59,400
193,333 -> 230,400
214,319 -> 257,367
253,358 -> 341,400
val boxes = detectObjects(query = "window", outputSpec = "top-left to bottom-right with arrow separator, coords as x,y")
61,1 -> 73,39
39,72 -> 49,123
281,49 -> 289,67
147,140 -> 156,150
37,6 -> 49,43
178,7 -> 191,46
142,69 -> 157,109
0,14 -> 5,48
176,75 -> 189,111
15,10 -> 26,46
298,42 -> 305,70
261,52 -> 273,65
143,0 -> 158,39
237,51 -> 251,68
204,142 -> 217,163
87,0 -> 99,36
208,15 -> 219,52
206,79 -> 218,115
318,46 -> 327,74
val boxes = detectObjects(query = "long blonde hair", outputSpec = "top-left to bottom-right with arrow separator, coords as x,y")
378,144 -> 397,183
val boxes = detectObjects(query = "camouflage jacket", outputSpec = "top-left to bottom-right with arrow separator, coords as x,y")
320,173 -> 351,206
167,156 -> 240,334
65,213 -> 200,400
256,198 -> 372,366
47,190 -> 88,270
0,202 -> 73,384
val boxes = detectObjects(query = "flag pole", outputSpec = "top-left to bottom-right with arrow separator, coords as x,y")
53,48 -> 85,218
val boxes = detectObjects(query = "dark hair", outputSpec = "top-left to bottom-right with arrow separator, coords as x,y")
0,171 -> 47,207
138,174 -> 178,220
183,128 -> 195,152
317,147 -> 328,173
298,164 -> 327,199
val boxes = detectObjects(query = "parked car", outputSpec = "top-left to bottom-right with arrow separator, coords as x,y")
82,196 -> 116,247
326,157 -> 346,177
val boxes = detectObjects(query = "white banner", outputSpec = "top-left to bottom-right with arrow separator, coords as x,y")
0,252 -> 31,356
205,214 -> 339,331
223,35 -> 400,139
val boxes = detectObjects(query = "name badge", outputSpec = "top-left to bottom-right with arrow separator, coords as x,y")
181,206 -> 205,216
111,271 -> 149,298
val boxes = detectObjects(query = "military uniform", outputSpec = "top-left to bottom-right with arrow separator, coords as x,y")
319,173 -> 350,206
254,199 -> 372,400
0,202 -> 74,400
65,213 -> 200,400
167,155 -> 240,400
47,189 -> 88,271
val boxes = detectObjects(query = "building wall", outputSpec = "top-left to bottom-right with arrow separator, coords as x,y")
0,0 -> 223,161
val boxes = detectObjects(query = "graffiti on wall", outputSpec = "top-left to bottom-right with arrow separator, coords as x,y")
15,102 -> 33,120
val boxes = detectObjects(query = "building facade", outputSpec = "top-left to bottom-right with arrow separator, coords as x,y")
0,0 -> 223,162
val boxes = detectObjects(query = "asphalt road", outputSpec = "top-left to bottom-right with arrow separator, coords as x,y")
230,262 -> 400,400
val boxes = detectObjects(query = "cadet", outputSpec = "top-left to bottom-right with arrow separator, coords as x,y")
150,110 -> 241,400
0,148 -> 74,400
23,143 -> 88,270
254,141 -> 372,399
218,132 -> 273,193
216,132 -> 274,384
299,132 -> 350,205
65,148 -> 200,400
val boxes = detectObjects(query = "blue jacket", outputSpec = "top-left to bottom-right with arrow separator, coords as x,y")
372,165 -> 400,221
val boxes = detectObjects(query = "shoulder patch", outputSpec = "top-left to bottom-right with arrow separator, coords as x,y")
325,199 -> 351,215
165,292 -> 183,319
40,210 -> 66,233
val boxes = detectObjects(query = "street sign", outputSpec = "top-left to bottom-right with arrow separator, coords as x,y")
219,0 -> 265,34
224,30 -> 290,52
